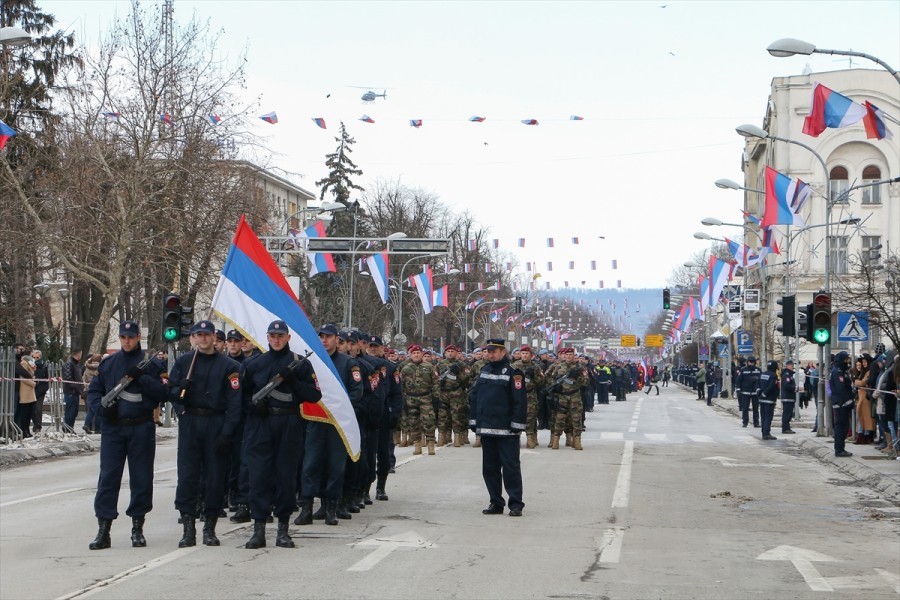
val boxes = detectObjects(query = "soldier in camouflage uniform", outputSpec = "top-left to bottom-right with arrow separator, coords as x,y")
400,345 -> 440,455
394,351 -> 412,447
510,345 -> 545,449
545,347 -> 588,450
436,345 -> 473,447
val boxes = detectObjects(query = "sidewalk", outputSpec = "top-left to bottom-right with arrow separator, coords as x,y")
706,389 -> 900,500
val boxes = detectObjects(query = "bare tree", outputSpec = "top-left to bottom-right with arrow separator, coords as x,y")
833,249 -> 899,350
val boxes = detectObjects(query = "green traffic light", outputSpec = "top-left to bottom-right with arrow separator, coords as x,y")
813,328 -> 830,344
163,327 -> 179,341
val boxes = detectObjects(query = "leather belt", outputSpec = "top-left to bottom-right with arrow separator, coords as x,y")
109,414 -> 152,426
185,407 -> 225,417
267,407 -> 297,416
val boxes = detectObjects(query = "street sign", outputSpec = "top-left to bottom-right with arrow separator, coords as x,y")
722,285 -> 742,300
744,289 -> 760,311
719,345 -> 729,357
644,334 -> 664,347
736,329 -> 753,355
728,299 -> 742,316
836,312 -> 868,342
620,335 -> 637,347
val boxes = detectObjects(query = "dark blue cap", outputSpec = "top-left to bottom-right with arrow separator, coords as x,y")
215,329 -> 226,341
347,330 -> 363,342
190,320 -> 215,335
226,329 -> 244,341
119,320 -> 140,337
368,335 -> 383,346
267,320 -> 289,334
338,330 -> 351,341
485,339 -> 506,349
318,323 -> 339,336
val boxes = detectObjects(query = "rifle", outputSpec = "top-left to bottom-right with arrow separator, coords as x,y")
100,351 -> 156,409
251,350 -> 313,407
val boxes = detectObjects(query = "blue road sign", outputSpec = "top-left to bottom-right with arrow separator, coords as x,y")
736,330 -> 753,355
837,312 -> 869,342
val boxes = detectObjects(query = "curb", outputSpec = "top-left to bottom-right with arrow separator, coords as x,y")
0,437 -> 98,468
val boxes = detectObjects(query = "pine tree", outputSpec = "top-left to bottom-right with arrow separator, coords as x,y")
315,121 -> 365,206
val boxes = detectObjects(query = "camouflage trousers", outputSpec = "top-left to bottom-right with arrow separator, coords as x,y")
552,392 -> 583,437
406,395 -> 436,442
525,391 -> 538,436
437,390 -> 468,434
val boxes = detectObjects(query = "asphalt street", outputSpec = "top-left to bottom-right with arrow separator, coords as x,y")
1,383 -> 898,600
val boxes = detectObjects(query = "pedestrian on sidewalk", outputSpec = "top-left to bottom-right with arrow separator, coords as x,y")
31,350 -> 49,434
15,354 -> 36,438
780,360 -> 797,434
758,361 -> 779,440
830,351 -> 855,457
696,363 -> 707,402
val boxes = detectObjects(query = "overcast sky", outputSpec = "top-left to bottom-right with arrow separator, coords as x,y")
42,0 -> 900,290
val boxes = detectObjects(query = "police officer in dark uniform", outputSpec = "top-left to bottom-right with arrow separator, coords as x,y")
240,319 -> 321,549
222,329 -> 248,515
168,320 -> 242,548
298,325 -> 362,526
344,330 -> 380,514
469,339 -> 527,517
830,351 -> 855,457
735,357 -> 761,427
757,361 -> 779,440
366,335 -> 403,501
87,320 -> 167,550
780,359 -> 797,434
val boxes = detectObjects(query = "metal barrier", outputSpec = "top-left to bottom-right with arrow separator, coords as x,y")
46,361 -> 67,434
1,346 -> 23,443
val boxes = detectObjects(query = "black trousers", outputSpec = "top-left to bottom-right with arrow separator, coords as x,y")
244,413 -> 304,520
480,435 -> 524,511
781,400 -> 795,432
95,420 -> 156,520
175,414 -> 227,517
833,406 -> 852,454
302,420 -> 347,500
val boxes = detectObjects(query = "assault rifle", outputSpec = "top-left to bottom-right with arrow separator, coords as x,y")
100,351 -> 156,409
251,350 -> 313,407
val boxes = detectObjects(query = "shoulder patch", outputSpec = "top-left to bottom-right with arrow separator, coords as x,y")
394,371 -> 400,384
312,373 -> 320,390
352,367 -> 362,382
513,374 -> 523,390
228,372 -> 240,390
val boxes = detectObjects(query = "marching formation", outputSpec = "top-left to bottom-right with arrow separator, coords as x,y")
82,317 -> 654,550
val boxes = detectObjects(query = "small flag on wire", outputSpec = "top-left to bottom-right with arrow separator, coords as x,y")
568,261 -> 575,269
570,115 -> 584,121
492,239 -> 499,249
547,238 -> 554,248
517,238 -> 525,247
617,280 -> 622,288
409,119 -> 423,128
599,280 -> 604,288
590,260 -> 596,270
207,115 -> 222,125
571,237 -> 579,245
547,262 -> 553,272
469,116 -> 486,122
159,113 -> 174,126
259,112 -> 278,124
359,114 -> 375,124
312,117 -> 327,129
0,119 -> 16,150
103,112 -> 122,119
521,119 -> 538,125
612,259 -> 618,269
468,239 -> 476,251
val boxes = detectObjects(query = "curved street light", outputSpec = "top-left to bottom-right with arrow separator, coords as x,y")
766,38 -> 900,84
0,26 -> 31,47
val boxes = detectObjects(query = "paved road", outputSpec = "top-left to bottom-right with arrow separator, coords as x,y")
1,384 -> 898,599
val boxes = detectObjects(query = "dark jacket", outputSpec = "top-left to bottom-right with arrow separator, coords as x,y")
238,346 -> 321,426
87,346 -> 167,420
62,356 -> 84,396
468,356 -> 527,437
829,351 -> 855,408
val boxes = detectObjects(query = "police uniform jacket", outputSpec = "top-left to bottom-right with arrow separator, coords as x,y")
468,356 -> 527,437
829,352 -> 855,408
87,345 -> 167,420
736,366 -> 761,395
780,369 -> 797,400
240,346 -> 321,414
757,368 -> 779,403
330,350 -> 364,415
169,350 -> 242,437
367,354 -> 403,428
354,354 -> 383,430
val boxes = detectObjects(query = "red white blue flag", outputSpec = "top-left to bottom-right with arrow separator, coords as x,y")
432,285 -> 448,308
521,119 -> 539,126
210,216 -> 359,459
708,257 -> 731,307
207,115 -> 222,126
312,117 -> 327,129
411,266 -> 434,314
469,116 -> 486,122
862,101 -> 893,140
409,119 -> 423,128
365,253 -> 390,303
259,111 -> 278,124
159,113 -> 174,126
0,119 -> 16,150
570,115 -> 584,121
762,166 -> 808,227
299,221 -> 336,276
802,83 -> 865,137
359,114 -> 375,124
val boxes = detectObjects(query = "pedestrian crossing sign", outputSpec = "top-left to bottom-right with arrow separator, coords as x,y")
837,312 -> 868,342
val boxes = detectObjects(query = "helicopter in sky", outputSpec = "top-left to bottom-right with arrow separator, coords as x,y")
348,86 -> 388,103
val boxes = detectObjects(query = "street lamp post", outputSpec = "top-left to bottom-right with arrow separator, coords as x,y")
464,285 -> 498,351
395,254 -> 437,346
767,38 -> 900,84
347,227 -> 406,329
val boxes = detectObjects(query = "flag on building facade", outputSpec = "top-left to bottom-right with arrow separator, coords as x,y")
762,166 -> 808,227
802,82 -> 866,137
862,101 -> 893,140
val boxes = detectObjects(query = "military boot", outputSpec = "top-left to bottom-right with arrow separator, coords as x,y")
453,432 -> 461,447
203,516 -> 220,546
473,435 -> 481,448
375,474 -> 389,501
573,436 -> 583,450
276,518 -> 295,548
565,434 -> 573,447
131,517 -> 146,547
400,431 -> 409,447
462,431 -> 470,444
413,437 -> 423,455
550,434 -> 560,450
325,498 -> 340,525
363,485 -> 373,505
427,440 -> 436,455
526,433 -> 537,449
312,498 -> 327,520
230,504 -> 251,523
178,515 -> 197,548
245,520 -> 266,549
294,497 -> 314,525
346,494 -> 360,514
89,518 -> 112,550
393,430 -> 401,445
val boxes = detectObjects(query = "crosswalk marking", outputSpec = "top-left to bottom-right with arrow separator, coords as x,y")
644,433 -> 668,441
601,432 -> 624,440
686,434 -> 714,443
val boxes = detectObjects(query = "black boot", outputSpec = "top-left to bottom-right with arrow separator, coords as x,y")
178,515 -> 197,548
230,504 -> 251,523
375,474 -> 389,501
131,517 -> 146,547
336,498 -> 352,520
312,499 -> 326,520
245,520 -> 267,549
324,498 -> 339,525
276,518 -> 295,548
294,497 -> 314,526
363,485 -> 373,505
203,516 -> 220,546
89,518 -> 112,550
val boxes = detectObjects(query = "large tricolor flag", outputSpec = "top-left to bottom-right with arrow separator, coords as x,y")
432,285 -> 448,308
802,83 -> 866,138
698,276 -> 710,314
365,253 -> 390,303
411,266 -> 434,314
299,221 -> 336,276
862,101 -> 893,140
708,257 -> 731,307
0,119 -> 16,150
210,216 -> 360,459
762,166 -> 808,227
725,237 -> 760,268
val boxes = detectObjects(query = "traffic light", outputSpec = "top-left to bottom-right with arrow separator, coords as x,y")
776,295 -> 796,337
179,302 -> 194,339
812,292 -> 832,345
515,296 -> 523,313
798,303 -> 813,340
663,288 -> 671,310
162,294 -> 181,342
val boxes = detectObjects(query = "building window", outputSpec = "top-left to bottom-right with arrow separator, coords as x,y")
861,165 -> 882,205
829,166 -> 849,204
862,236 -> 882,266
829,236 -> 849,274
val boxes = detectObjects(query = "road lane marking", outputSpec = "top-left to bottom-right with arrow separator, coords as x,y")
1,488 -> 87,508
875,568 -> 900,594
598,527 -> 625,563
757,545 -> 837,592
644,433 -> 668,441
703,456 -> 784,468
600,432 -> 624,440
611,441 -> 634,508
57,547 -> 200,599
628,427 -> 637,433
348,531 -> 435,572
686,434 -> 714,443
